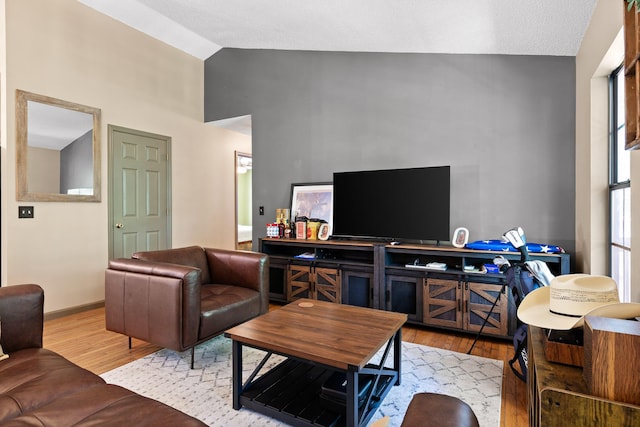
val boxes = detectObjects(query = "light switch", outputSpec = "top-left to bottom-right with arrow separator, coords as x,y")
19,206 -> 34,218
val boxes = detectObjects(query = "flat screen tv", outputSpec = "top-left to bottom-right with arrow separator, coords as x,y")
332,166 -> 450,243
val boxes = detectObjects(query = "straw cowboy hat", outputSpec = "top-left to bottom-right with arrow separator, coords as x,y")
517,274 -> 640,330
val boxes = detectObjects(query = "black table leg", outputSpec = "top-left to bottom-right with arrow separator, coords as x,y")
232,340 -> 242,410
346,366 -> 358,427
394,328 -> 402,386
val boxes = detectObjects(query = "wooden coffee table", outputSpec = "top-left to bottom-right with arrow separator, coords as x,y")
224,299 -> 407,427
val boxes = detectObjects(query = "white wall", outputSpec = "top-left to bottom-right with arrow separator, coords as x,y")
1,0 -> 250,313
3,0 -> 638,312
576,0 -> 640,301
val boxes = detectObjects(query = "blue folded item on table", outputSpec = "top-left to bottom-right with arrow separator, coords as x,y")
482,263 -> 500,274
465,240 -> 564,254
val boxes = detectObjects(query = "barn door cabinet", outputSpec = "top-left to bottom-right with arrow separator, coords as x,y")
383,274 -> 509,337
464,280 -> 509,336
260,238 -> 376,307
288,263 -> 341,303
423,277 -> 463,329
260,238 -> 569,339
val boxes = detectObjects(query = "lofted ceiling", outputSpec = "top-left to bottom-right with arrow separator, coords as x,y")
78,1 -> 598,136
79,0 -> 597,60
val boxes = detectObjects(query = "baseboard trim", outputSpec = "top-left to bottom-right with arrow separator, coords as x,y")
44,300 -> 105,321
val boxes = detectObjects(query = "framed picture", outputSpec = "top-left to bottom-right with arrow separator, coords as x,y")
290,182 -> 333,233
452,227 -> 469,248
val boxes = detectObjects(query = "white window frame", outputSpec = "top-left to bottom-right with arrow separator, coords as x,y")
609,64 -> 631,302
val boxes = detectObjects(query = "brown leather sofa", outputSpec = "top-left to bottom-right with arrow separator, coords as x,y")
105,246 -> 269,367
0,284 -> 206,426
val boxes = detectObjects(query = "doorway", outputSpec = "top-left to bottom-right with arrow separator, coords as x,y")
235,151 -> 252,250
108,125 -> 171,259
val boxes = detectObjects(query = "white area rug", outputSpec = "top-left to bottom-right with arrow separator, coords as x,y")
101,336 -> 502,427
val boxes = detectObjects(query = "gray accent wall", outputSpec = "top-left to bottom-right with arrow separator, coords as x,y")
205,50 -> 576,254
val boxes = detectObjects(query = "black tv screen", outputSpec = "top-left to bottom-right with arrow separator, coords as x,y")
332,166 -> 450,242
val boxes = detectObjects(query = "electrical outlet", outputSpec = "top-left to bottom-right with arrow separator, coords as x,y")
259,206 -> 264,215
19,206 -> 34,218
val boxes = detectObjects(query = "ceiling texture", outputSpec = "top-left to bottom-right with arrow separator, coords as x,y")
80,0 -> 597,60
78,0 -> 598,135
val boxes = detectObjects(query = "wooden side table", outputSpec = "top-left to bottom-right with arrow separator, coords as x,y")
528,326 -> 640,426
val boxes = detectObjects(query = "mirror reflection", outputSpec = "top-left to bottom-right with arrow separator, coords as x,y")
16,90 -> 101,202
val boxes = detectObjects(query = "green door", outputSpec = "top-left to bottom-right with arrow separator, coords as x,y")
109,125 -> 171,259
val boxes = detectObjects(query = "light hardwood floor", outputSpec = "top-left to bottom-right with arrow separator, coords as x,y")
43,305 -> 527,426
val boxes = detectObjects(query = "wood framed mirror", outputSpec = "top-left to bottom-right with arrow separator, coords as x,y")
16,89 -> 101,202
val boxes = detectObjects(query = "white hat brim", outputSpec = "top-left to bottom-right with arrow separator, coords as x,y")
517,286 -> 640,330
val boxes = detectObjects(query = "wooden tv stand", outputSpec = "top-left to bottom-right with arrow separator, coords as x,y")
260,238 -> 570,339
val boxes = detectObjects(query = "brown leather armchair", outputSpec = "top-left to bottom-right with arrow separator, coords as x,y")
105,246 -> 269,367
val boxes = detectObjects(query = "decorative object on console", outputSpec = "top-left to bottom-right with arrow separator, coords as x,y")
451,227 -> 469,248
290,182 -> 333,235
318,222 -> 330,240
275,208 -> 290,238
266,223 -> 280,238
465,239 -> 565,254
307,218 -> 321,239
295,216 -> 308,239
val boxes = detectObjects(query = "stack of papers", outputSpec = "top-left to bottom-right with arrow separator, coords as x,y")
405,262 -> 448,271
425,262 -> 447,271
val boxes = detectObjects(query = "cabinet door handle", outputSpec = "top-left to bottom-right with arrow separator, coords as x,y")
458,298 -> 462,312
465,300 -> 469,313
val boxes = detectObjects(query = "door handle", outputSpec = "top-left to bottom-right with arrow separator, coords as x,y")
115,223 -> 124,229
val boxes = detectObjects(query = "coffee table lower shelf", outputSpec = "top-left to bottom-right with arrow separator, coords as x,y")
240,358 -> 396,427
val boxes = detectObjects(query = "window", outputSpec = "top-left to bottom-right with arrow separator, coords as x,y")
609,64 -> 631,301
